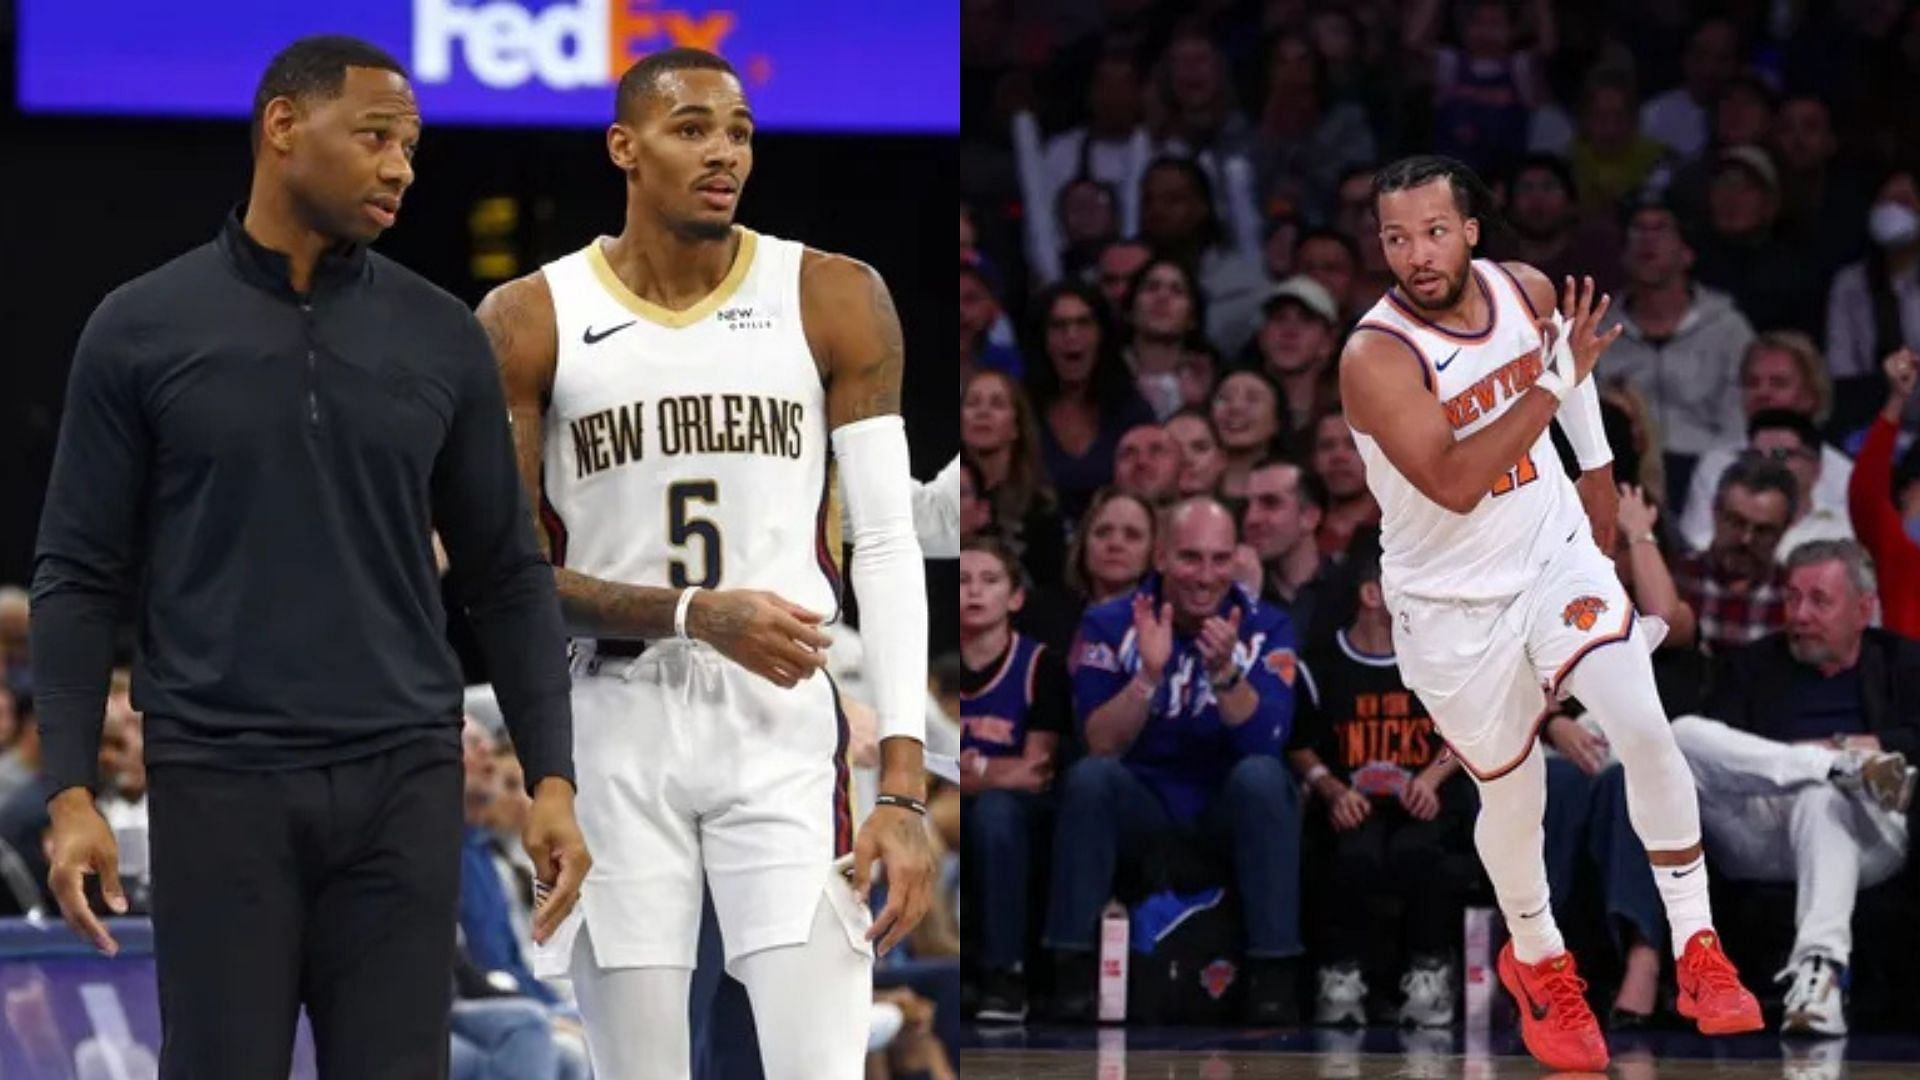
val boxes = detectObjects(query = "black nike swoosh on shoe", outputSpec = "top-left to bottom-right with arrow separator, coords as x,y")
583,320 -> 637,344
1515,979 -> 1552,1021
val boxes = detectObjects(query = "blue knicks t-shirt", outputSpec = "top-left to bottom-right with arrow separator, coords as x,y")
961,632 -> 1070,758
1068,576 -> 1299,822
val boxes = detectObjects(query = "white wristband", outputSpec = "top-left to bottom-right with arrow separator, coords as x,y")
1303,763 -> 1330,787
1533,366 -> 1571,402
674,586 -> 701,640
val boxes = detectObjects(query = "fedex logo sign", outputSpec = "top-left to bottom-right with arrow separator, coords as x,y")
414,0 -> 736,89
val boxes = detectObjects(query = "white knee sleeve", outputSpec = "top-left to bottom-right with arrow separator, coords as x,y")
1561,627 -> 1701,851
570,924 -> 694,1080
732,891 -> 874,1080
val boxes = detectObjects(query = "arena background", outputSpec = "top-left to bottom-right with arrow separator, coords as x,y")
959,0 -> 1920,1075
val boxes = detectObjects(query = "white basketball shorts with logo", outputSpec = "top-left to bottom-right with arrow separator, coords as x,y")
530,639 -> 868,978
1385,531 -> 1665,782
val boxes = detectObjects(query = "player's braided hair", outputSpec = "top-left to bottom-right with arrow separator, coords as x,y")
1372,155 -> 1512,251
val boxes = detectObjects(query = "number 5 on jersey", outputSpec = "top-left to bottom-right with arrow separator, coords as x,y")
668,480 -> 721,588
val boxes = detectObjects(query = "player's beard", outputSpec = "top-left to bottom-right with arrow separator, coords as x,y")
1396,263 -> 1471,312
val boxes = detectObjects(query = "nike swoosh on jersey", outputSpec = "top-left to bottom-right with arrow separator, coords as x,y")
1435,348 -> 1462,371
583,320 -> 637,345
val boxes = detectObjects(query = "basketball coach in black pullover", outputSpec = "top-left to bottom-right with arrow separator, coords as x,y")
28,37 -> 589,1078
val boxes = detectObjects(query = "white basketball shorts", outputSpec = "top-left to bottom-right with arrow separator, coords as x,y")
530,639 -> 865,978
1385,530 -> 1656,782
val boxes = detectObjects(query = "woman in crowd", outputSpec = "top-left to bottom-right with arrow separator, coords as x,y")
1211,369 -> 1288,499
963,369 -> 1067,587
1025,281 -> 1155,523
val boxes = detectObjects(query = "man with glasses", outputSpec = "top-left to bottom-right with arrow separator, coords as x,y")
1671,454 -> 1797,654
1746,410 -> 1855,558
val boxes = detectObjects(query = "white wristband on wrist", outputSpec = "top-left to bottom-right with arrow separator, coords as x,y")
674,586 -> 701,640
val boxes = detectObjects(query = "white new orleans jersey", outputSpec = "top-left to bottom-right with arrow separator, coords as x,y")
537,228 -> 840,618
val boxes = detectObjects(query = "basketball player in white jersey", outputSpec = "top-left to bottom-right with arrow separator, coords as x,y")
475,48 -> 935,1079
1339,156 -> 1762,1072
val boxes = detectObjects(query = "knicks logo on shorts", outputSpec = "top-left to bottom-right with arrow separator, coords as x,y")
1561,595 -> 1608,631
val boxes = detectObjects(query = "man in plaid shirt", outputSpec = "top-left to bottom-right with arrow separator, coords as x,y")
1673,454 -> 1797,654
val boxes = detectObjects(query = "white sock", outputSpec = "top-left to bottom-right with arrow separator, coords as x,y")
1654,854 -> 1713,958
1507,898 -> 1568,965
1469,745 -> 1566,964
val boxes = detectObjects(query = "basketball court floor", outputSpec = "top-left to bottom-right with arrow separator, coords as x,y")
963,1024 -> 1916,1077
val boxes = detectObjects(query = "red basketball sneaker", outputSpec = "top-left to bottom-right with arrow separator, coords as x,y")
1676,929 -> 1764,1034
1496,943 -> 1609,1072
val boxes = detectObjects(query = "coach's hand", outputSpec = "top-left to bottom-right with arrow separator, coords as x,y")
854,801 -> 936,957
46,788 -> 124,956
524,778 -> 592,945
691,589 -> 833,688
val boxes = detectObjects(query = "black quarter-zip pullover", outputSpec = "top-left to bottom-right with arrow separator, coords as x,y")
30,210 -> 574,793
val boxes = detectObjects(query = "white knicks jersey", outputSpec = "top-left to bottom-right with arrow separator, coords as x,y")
1351,260 -> 1586,601
537,228 -> 840,623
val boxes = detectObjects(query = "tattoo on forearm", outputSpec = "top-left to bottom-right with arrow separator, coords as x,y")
554,569 -> 679,639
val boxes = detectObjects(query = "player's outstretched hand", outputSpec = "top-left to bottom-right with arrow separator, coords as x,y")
690,589 -> 834,688
46,789 -> 124,956
854,802 -> 936,956
524,779 -> 592,945
1557,275 -> 1624,381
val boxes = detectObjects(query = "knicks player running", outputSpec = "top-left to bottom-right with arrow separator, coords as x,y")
1338,156 -> 1762,1071
477,49 -> 935,1078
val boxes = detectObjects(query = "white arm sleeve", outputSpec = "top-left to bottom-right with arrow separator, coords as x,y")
832,416 -> 928,744
1549,310 -> 1614,471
